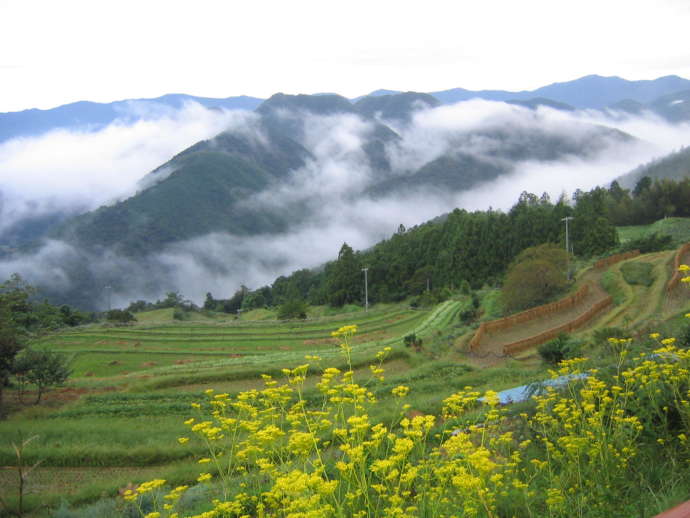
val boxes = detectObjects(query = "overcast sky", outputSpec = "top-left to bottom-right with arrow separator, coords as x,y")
2,0 -> 690,113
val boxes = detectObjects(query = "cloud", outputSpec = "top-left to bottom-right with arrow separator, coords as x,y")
0,102 -> 257,234
2,98 -> 690,308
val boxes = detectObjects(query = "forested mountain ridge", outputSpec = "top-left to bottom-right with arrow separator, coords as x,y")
615,146 -> 690,189
52,92 -> 635,258
222,176 -> 690,315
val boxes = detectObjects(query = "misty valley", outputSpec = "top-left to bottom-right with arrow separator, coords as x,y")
1,75 -> 690,518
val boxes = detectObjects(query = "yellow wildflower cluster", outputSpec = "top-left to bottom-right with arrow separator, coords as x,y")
331,324 -> 358,337
125,325 -> 690,518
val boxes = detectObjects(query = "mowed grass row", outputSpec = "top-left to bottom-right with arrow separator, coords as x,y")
34,309 -> 428,350
44,305 -> 418,338
34,307 -> 437,380
120,301 -> 462,391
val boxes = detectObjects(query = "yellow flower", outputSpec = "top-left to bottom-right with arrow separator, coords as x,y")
197,472 -> 213,482
331,324 -> 358,337
177,437 -> 189,444
392,385 -> 410,398
679,264 -> 690,272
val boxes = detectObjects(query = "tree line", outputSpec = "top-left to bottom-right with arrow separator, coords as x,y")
209,176 -> 685,313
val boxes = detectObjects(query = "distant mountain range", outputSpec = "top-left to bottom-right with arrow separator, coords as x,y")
428,74 -> 690,109
3,75 -> 690,143
0,94 -> 263,143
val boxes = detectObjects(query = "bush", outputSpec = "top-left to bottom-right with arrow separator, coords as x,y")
276,299 -> 308,320
105,309 -> 136,324
620,261 -> 655,287
621,232 -> 674,254
501,244 -> 568,313
537,333 -> 580,365
592,327 -> 629,353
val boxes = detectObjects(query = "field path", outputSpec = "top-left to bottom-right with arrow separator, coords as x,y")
471,267 -> 609,362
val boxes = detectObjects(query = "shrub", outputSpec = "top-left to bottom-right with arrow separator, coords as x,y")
105,309 -> 136,324
620,232 -> 674,254
620,261 -> 654,287
501,244 -> 568,313
537,333 -> 580,365
276,299 -> 308,320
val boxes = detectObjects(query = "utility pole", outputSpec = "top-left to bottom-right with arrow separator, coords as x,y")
561,216 -> 574,280
362,267 -> 369,312
105,285 -> 112,311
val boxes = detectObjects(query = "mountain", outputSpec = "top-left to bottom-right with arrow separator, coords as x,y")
354,92 -> 441,125
56,123 -> 314,255
615,146 -> 690,188
609,89 -> 690,122
370,123 -> 632,197
53,92 -> 404,256
647,90 -> 690,122
505,97 -> 575,111
431,75 -> 690,109
53,91 -> 635,259
0,94 -> 264,143
7,89 -> 644,308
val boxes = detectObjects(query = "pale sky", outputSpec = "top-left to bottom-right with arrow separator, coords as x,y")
2,0 -> 690,112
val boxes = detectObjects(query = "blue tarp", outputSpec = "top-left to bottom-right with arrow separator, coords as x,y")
479,373 -> 589,405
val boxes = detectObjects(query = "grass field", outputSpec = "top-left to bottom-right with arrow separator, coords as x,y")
617,216 -> 690,244
2,238 -> 690,517
3,297 -> 510,513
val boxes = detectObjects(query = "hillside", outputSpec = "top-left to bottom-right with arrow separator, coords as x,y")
610,88 -> 690,122
616,146 -> 690,187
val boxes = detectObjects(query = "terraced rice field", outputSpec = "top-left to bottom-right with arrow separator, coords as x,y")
1,300 -> 476,506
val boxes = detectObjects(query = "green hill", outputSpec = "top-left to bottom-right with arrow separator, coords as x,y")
616,146 -> 690,188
